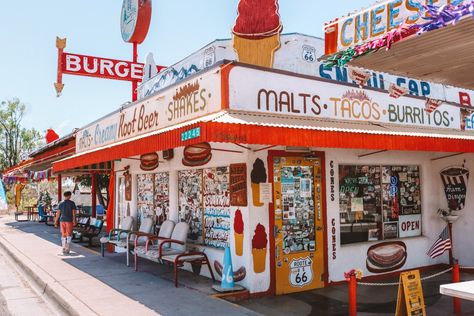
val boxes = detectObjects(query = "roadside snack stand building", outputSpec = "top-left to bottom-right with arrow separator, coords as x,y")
52,27 -> 474,294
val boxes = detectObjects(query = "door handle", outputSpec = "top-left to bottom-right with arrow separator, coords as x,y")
316,226 -> 324,231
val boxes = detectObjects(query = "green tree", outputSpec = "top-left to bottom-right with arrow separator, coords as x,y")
78,174 -> 110,209
0,99 -> 43,170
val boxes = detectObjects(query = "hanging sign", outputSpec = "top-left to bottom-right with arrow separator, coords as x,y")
395,270 -> 426,316
120,0 -> 152,44
440,167 -> 470,211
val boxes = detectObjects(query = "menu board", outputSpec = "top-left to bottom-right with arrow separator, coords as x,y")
203,167 -> 230,249
137,174 -> 155,226
154,172 -> 170,223
178,170 -> 203,243
230,163 -> 247,206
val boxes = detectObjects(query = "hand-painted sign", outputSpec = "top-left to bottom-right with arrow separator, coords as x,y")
289,257 -> 313,287
75,66 -> 222,153
395,270 -> 426,316
324,0 -> 470,55
228,66 -> 462,130
440,167 -> 469,211
120,0 -> 152,44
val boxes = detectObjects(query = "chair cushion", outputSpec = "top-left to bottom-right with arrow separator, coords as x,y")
99,236 -> 109,244
158,220 -> 175,239
169,222 -> 189,252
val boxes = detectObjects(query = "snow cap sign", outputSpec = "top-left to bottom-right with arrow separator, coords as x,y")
232,0 -> 283,68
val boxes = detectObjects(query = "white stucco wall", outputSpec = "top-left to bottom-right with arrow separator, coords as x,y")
113,143 -> 474,293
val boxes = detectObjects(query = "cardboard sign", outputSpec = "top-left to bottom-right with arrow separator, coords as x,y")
230,163 -> 248,206
395,270 -> 426,316
259,183 -> 273,203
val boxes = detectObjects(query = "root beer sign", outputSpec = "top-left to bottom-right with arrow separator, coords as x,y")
75,66 -> 222,153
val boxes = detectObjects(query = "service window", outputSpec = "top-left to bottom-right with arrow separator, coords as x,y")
339,165 -> 421,245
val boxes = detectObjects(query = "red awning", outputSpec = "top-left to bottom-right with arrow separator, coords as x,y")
53,111 -> 474,173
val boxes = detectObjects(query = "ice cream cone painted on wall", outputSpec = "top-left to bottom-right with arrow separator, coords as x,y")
252,223 -> 268,273
234,209 -> 244,256
232,0 -> 283,68
251,158 -> 267,207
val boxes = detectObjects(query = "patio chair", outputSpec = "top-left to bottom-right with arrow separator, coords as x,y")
133,220 -> 175,262
81,219 -> 104,247
134,222 -> 214,287
115,217 -> 154,266
100,216 -> 135,257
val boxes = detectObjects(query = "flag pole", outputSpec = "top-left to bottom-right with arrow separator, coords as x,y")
448,222 -> 454,265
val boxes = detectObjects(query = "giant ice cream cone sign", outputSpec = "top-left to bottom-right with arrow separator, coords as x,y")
440,167 -> 470,211
232,0 -> 283,68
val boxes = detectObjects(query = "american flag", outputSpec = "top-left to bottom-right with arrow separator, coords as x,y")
427,226 -> 452,259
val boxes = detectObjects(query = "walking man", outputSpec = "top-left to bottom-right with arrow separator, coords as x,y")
54,191 -> 76,255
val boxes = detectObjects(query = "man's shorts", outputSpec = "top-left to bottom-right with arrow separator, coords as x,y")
60,221 -> 73,237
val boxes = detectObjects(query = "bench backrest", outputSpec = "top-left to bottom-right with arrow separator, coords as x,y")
121,216 -> 134,231
158,220 -> 175,239
138,217 -> 154,234
169,222 -> 189,252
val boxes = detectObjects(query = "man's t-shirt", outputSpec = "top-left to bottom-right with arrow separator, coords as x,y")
58,200 -> 76,222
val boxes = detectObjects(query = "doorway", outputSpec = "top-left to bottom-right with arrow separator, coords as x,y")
270,152 -> 326,295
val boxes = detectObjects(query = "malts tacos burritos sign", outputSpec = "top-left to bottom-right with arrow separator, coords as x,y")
76,67 -> 222,153
227,66 -> 462,130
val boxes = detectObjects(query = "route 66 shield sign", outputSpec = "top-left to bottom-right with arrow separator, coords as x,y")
302,45 -> 316,63
289,257 -> 313,287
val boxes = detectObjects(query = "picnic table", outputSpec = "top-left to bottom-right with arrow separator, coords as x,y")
440,280 -> 474,301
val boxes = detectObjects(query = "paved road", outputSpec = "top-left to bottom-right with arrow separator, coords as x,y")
0,248 -> 56,316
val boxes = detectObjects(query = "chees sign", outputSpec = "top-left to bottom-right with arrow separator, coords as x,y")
325,0 -> 470,54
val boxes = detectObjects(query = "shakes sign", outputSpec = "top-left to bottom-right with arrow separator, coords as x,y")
228,66 -> 461,130
76,66 -> 222,153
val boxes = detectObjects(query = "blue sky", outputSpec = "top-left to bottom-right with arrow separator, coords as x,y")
0,0 -> 375,137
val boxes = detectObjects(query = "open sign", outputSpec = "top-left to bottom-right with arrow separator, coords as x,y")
398,215 -> 422,238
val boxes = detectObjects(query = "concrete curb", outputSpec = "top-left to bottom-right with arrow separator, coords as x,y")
0,234 -> 97,316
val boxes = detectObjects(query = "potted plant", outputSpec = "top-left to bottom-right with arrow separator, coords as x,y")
437,208 -> 460,223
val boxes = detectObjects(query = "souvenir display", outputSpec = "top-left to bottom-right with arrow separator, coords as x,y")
178,170 -> 203,243
154,172 -> 170,222
278,163 -> 316,253
137,174 -> 154,226
339,165 -> 422,244
203,167 -> 231,249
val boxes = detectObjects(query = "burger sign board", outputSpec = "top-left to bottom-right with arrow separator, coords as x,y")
120,0 -> 152,44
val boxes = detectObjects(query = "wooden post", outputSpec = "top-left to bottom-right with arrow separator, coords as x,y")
57,174 -> 62,202
91,173 -> 96,217
349,275 -> 357,316
453,260 -> 461,315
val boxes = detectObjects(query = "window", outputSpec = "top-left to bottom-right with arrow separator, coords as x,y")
137,173 -> 170,227
339,165 -> 421,245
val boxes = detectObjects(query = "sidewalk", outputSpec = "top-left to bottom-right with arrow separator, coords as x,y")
2,214 -> 474,316
0,215 -> 256,316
